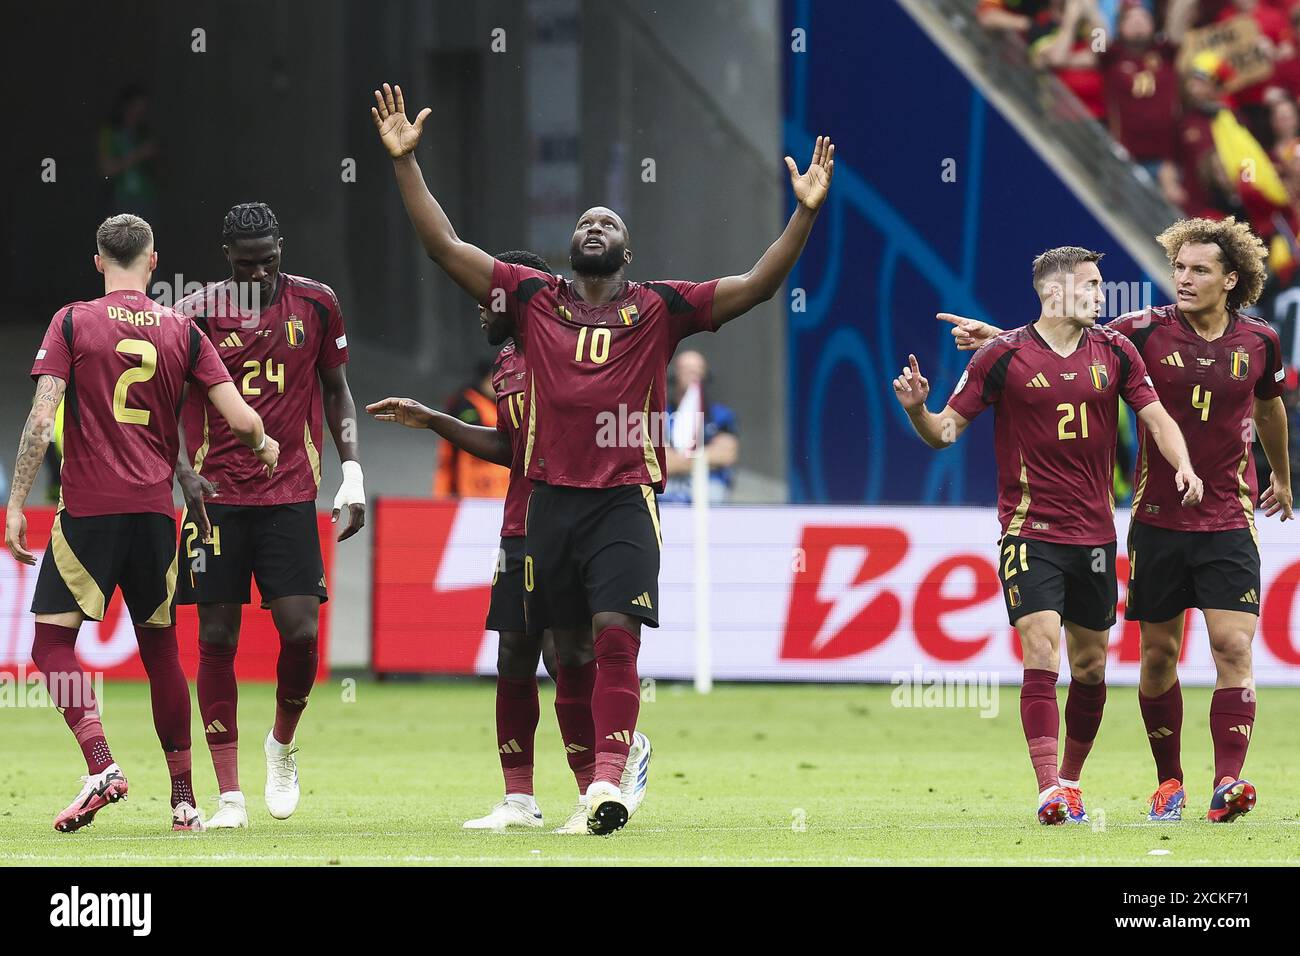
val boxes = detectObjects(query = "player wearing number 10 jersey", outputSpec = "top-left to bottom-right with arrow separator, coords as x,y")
174,203 -> 367,829
4,215 -> 275,833
372,81 -> 833,833
895,247 -> 1201,826
944,218 -> 1293,824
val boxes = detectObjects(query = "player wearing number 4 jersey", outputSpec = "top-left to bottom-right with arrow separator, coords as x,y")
367,250 -> 650,834
945,218 -> 1292,824
4,215 -> 277,833
372,81 -> 831,833
896,247 -> 1202,826
174,203 -> 367,829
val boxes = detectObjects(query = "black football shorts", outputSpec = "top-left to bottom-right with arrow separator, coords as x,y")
487,534 -> 534,634
524,483 -> 662,631
1125,521 -> 1261,622
997,534 -> 1118,631
174,501 -> 327,607
32,510 -> 178,625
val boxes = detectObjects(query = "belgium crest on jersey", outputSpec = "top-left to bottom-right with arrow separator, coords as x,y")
619,304 -> 639,326
285,315 -> 305,349
1088,363 -> 1109,391
1229,348 -> 1250,381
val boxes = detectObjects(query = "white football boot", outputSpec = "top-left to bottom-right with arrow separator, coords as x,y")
264,731 -> 300,819
620,732 -> 652,817
463,795 -> 544,830
585,780 -> 629,836
206,791 -> 249,829
553,796 -> 590,835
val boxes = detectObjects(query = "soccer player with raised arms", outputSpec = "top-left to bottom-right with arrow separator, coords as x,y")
5,214 -> 278,833
367,250 -> 651,834
173,203 -> 366,828
893,247 -> 1202,825
371,81 -> 832,834
942,218 -> 1291,823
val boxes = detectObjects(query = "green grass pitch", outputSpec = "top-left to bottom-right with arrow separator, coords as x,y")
1,679 -> 1297,866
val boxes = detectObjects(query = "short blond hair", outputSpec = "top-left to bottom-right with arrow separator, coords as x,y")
96,214 -> 154,266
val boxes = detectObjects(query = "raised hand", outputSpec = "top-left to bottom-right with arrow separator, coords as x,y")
366,397 -> 436,429
785,135 -> 835,211
371,83 -> 432,159
938,313 -> 999,352
892,353 -> 930,411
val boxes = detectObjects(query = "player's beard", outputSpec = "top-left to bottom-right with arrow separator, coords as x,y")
569,240 -> 625,277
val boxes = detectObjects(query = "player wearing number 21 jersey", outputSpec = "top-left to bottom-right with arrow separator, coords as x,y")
894,246 -> 1201,827
942,218 -> 1291,824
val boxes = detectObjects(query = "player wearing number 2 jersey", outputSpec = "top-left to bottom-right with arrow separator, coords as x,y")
4,215 -> 276,834
896,247 -> 1201,827
174,203 -> 366,829
372,81 -> 833,834
942,218 -> 1293,824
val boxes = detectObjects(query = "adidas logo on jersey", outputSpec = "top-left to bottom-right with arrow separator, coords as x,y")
1026,372 -> 1050,388
1160,351 -> 1185,368
498,739 -> 523,755
1229,724 -> 1252,740
1148,726 -> 1173,739
219,332 -> 244,348
605,730 -> 633,745
205,719 -> 228,734
1240,589 -> 1259,604
564,742 -> 589,754
631,592 -> 653,609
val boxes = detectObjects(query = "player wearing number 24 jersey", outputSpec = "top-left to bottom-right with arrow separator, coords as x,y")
896,246 -> 1201,826
5,215 -> 275,834
372,80 -> 833,834
173,203 -> 366,830
942,218 -> 1292,824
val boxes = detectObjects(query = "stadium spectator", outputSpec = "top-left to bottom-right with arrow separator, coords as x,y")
432,359 -> 511,500
1266,89 -> 1300,210
661,351 -> 739,504
1099,1 -> 1184,178
1028,0 -> 1108,118
977,0 -> 1055,38
98,86 -> 159,223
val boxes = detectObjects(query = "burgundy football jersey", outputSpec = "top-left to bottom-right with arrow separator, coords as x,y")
948,323 -> 1159,545
1111,305 -> 1284,532
488,260 -> 718,490
492,341 -> 531,537
30,290 -> 232,518
176,273 -> 349,506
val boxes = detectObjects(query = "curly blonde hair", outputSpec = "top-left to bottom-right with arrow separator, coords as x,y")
1155,216 -> 1268,311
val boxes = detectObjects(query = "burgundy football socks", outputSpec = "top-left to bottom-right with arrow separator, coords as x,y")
496,675 -> 540,795
272,637 -> 318,745
1139,679 -> 1184,784
135,625 -> 195,808
1060,678 -> 1106,783
1209,686 -> 1255,785
33,622 -> 112,773
591,626 -> 641,788
554,660 -> 597,793
198,640 -> 241,793
1020,668 -> 1060,793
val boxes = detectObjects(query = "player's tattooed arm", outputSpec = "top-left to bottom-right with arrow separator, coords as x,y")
366,397 -> 512,466
891,354 -> 970,449
174,383 -> 219,539
371,82 -> 495,304
321,364 -> 366,541
712,135 -> 835,328
1136,401 -> 1203,506
1254,396 -> 1293,520
938,313 -> 1001,352
6,374 -> 66,565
